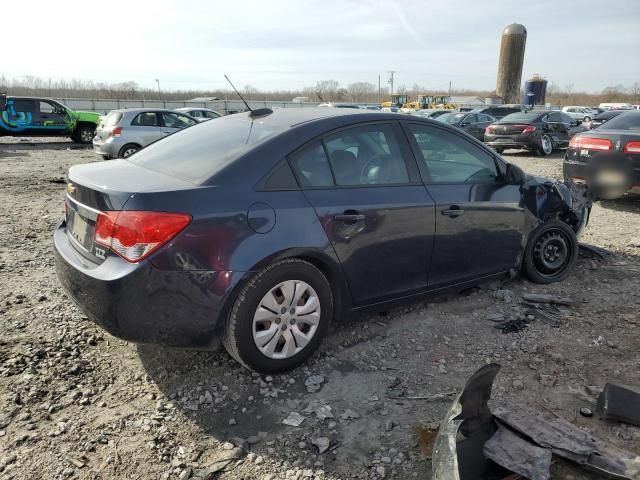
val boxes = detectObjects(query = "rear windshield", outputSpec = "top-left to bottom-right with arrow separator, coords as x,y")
599,112 -> 640,130
127,114 -> 284,183
498,111 -> 543,123
105,111 -> 123,127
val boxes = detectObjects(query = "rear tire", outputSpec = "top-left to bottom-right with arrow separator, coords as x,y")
537,134 -> 553,156
118,143 -> 140,158
523,220 -> 578,284
222,259 -> 333,373
72,124 -> 95,144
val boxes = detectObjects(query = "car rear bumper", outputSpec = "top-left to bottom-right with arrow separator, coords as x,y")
484,133 -> 539,150
92,137 -> 122,158
54,220 -> 243,348
563,152 -> 640,197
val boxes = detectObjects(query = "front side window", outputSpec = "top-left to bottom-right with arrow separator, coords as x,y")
408,124 -> 499,184
39,101 -> 56,114
131,112 -> 159,127
323,125 -> 409,186
189,110 -> 203,118
204,110 -> 221,119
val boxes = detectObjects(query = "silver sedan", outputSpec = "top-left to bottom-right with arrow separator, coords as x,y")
174,107 -> 222,122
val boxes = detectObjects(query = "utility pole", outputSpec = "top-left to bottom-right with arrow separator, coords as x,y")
448,80 -> 452,97
388,71 -> 395,96
155,78 -> 162,100
378,75 -> 381,104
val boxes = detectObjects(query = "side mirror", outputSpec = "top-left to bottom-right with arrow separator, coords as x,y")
0,93 -> 7,111
505,163 -> 526,185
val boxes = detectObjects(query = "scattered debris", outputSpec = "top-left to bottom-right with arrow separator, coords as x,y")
413,425 -> 439,457
579,407 -> 593,417
282,412 -> 306,427
303,400 -> 333,420
340,409 -> 360,420
597,383 -> 640,427
311,437 -> 330,454
522,293 -> 575,306
579,243 -> 612,260
304,375 -> 325,393
494,289 -> 515,303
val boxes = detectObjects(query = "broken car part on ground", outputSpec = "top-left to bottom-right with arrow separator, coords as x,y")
432,364 -> 640,480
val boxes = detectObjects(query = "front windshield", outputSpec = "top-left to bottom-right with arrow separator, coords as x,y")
599,112 -> 640,130
436,113 -> 465,124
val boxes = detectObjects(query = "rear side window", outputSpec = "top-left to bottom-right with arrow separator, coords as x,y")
408,124 -> 499,184
189,110 -> 203,118
161,112 -> 197,128
105,111 -> 123,127
131,112 -> 159,127
204,110 -> 221,119
324,125 -> 409,186
12,99 -> 35,112
127,114 -> 284,183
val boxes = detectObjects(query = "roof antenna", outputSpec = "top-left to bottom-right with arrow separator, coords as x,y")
224,75 -> 272,117
224,74 -> 252,112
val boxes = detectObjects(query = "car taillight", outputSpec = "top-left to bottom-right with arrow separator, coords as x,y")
569,136 -> 613,150
623,141 -> 640,153
522,125 -> 536,133
94,211 -> 192,263
485,126 -> 495,134
110,126 -> 122,138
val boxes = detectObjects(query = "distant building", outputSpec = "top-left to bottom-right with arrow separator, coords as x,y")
292,96 -> 311,103
188,97 -> 220,102
450,96 -> 485,106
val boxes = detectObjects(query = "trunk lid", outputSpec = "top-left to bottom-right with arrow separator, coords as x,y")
65,160 -> 197,262
491,123 -> 532,135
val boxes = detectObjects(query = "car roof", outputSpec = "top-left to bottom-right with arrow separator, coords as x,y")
113,108 -> 181,114
175,107 -> 218,111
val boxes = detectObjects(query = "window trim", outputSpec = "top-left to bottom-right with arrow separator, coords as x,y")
130,111 -> 160,127
401,120 -> 507,186
286,121 -> 421,190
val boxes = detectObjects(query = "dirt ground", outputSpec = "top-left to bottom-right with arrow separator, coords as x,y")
1,138 -> 639,480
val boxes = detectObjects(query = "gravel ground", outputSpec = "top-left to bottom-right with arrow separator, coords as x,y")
1,139 -> 639,480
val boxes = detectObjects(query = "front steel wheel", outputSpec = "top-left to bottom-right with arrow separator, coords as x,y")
223,259 -> 332,373
523,220 -> 578,284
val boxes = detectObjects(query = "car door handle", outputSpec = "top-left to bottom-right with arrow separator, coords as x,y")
334,213 -> 365,222
442,207 -> 464,218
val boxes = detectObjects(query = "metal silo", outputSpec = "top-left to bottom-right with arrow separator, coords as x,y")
523,75 -> 548,106
495,23 -> 527,104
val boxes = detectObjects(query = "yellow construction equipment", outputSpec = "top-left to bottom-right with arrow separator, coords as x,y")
380,94 -> 410,108
382,94 -> 456,110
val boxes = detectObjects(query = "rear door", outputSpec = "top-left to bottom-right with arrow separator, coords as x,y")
289,122 -> 436,305
129,111 -> 164,146
403,122 -> 525,287
461,114 -> 483,139
3,98 -> 36,135
160,112 -> 197,136
547,112 -> 571,147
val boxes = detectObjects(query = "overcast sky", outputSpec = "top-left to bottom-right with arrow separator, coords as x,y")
4,0 -> 639,93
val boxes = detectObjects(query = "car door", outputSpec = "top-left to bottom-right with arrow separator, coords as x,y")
289,122 -> 436,305
547,112 -> 571,147
403,122 -> 525,287
160,112 -> 198,136
129,112 -> 164,146
32,100 -> 69,135
460,114 -> 483,140
476,114 -> 495,138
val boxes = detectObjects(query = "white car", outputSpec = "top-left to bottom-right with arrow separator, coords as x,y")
174,107 -> 222,122
561,106 -> 596,123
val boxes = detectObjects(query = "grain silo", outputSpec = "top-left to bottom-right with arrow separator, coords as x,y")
495,23 -> 527,104
523,75 -> 548,106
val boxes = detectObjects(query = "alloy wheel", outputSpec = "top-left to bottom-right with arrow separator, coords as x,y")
80,128 -> 94,143
252,280 -> 321,359
122,148 -> 138,158
541,135 -> 553,155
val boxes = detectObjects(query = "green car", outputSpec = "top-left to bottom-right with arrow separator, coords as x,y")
0,94 -> 100,144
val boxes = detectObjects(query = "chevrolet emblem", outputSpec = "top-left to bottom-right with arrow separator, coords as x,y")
66,183 -> 77,195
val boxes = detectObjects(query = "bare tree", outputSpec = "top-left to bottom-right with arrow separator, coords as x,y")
314,80 -> 340,102
347,82 -> 376,102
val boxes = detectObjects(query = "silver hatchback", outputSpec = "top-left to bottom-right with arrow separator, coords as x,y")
93,108 -> 197,159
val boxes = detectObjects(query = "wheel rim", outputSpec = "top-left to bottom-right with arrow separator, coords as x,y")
80,129 -> 93,142
532,229 -> 572,279
541,135 -> 552,154
252,280 -> 321,360
122,148 -> 137,158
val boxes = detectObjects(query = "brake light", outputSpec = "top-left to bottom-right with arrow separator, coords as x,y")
623,141 -> 640,153
569,136 -> 613,151
94,211 -> 192,262
110,126 -> 122,138
522,125 -> 536,134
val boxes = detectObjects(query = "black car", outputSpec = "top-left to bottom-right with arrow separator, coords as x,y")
471,106 -> 522,120
564,111 -> 640,199
435,112 -> 497,140
585,110 -> 625,130
485,110 -> 576,155
54,108 -> 589,373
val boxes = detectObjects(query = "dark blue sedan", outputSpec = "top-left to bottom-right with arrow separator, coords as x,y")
54,108 -> 589,372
